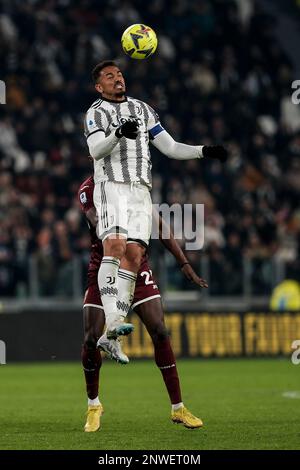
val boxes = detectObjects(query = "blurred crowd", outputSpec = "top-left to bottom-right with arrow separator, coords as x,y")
0,0 -> 300,297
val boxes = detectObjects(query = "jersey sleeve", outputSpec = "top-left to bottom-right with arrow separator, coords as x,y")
78,183 -> 94,213
146,104 -> 165,140
84,108 -> 110,140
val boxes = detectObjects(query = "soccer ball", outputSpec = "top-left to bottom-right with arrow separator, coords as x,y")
121,24 -> 158,59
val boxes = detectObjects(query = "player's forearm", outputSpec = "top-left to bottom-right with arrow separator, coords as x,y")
152,130 -> 204,160
87,131 -> 119,160
160,234 -> 189,265
156,213 -> 188,265
168,141 -> 203,160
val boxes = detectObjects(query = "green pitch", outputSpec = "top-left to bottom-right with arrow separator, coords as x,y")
0,359 -> 299,450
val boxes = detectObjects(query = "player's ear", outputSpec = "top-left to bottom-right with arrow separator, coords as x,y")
95,83 -> 103,94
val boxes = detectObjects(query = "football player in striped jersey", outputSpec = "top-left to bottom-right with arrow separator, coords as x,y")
84,60 -> 227,354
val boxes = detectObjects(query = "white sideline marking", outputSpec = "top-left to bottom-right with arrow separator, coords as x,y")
282,391 -> 300,399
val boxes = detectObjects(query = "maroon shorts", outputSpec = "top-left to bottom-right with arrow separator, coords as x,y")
83,258 -> 161,311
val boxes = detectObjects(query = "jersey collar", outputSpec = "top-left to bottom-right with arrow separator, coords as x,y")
100,95 -> 127,104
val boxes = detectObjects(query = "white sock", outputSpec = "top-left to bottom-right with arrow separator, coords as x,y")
88,397 -> 101,406
172,402 -> 184,411
117,269 -> 137,318
98,256 -> 120,329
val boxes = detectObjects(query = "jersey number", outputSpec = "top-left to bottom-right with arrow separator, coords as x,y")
140,270 -> 153,285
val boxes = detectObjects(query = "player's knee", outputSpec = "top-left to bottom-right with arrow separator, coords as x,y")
84,331 -> 98,349
128,255 -> 142,272
150,323 -> 169,343
104,238 -> 126,259
125,245 -> 145,271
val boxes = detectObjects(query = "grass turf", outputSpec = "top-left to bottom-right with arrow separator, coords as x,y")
0,358 -> 299,450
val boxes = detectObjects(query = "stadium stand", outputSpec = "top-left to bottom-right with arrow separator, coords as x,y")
0,0 -> 299,298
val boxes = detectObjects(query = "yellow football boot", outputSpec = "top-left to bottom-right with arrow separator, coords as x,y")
84,404 -> 103,432
171,406 -> 203,429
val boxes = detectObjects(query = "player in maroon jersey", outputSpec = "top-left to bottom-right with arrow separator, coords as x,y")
78,176 -> 208,432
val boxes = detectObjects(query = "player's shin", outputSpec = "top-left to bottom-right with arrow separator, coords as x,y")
81,344 -> 102,400
117,268 -> 137,319
154,336 -> 182,405
97,256 -> 120,329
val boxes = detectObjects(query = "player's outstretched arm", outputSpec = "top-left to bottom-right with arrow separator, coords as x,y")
151,129 -> 228,162
153,210 -> 208,288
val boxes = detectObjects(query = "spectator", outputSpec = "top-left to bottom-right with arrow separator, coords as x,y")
0,0 -> 298,297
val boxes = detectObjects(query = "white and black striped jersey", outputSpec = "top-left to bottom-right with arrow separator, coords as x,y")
84,96 -> 164,189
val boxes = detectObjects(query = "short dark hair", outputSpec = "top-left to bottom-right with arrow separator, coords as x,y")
92,60 -> 118,83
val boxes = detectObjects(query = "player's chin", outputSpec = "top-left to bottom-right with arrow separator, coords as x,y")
115,90 -> 126,97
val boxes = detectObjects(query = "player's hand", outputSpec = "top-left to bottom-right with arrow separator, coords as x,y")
202,145 -> 228,163
115,120 -> 139,140
181,263 -> 208,288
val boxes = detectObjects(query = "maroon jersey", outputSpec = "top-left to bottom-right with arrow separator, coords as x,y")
83,257 -> 161,311
78,176 -> 103,286
78,176 -> 161,308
